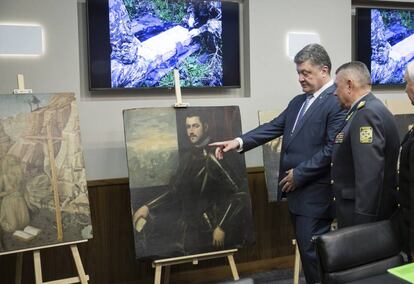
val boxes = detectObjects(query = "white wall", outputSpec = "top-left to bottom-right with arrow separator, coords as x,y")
0,1 -> 80,94
0,0 -> 358,180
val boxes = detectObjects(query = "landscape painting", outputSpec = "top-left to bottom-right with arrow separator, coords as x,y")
124,106 -> 254,259
0,93 -> 92,254
258,110 -> 284,202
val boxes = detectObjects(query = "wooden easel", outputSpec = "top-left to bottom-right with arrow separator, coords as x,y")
33,243 -> 88,284
152,249 -> 240,284
292,239 -> 301,284
173,69 -> 190,108
10,240 -> 89,284
150,70 -> 239,284
10,74 -> 89,284
13,74 -> 32,94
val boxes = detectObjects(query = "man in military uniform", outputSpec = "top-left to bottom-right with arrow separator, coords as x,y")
331,61 -> 399,228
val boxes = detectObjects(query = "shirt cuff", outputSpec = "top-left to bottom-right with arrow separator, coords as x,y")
235,137 -> 243,152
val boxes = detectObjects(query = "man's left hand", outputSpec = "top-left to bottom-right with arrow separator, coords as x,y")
279,169 -> 297,192
212,226 -> 225,247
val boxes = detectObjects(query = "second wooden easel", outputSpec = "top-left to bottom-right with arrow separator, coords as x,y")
152,249 -> 239,284
12,240 -> 89,284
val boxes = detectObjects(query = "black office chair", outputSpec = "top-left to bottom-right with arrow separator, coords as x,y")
314,220 -> 403,284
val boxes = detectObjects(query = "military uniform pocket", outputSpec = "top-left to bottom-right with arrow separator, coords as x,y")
341,188 -> 355,200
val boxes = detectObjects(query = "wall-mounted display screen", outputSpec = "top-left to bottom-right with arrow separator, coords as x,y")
356,7 -> 414,86
87,0 -> 241,90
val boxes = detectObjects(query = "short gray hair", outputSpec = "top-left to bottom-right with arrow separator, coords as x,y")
294,43 -> 332,74
406,61 -> 414,82
335,61 -> 371,87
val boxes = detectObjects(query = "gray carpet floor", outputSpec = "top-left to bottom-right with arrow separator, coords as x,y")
202,268 -> 306,284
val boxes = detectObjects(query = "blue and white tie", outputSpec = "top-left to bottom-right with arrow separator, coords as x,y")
292,94 -> 313,133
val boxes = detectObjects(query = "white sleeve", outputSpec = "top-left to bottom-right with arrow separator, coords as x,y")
235,137 -> 243,152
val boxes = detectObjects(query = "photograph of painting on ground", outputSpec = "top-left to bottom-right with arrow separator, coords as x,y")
110,0 -> 224,88
371,8 -> 414,84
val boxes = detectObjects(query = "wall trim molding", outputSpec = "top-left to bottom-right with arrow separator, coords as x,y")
87,167 -> 265,187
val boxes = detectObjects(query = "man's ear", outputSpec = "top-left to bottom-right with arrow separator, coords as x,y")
321,66 -> 329,77
204,123 -> 209,133
347,79 -> 353,92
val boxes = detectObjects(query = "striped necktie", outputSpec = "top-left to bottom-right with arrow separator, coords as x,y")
292,94 -> 313,132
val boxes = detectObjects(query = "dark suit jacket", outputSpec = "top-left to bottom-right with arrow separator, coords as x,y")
331,93 -> 399,228
398,127 -> 414,253
241,84 -> 346,218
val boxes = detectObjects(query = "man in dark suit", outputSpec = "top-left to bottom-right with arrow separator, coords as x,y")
210,44 -> 346,283
331,61 -> 399,228
396,61 -> 414,260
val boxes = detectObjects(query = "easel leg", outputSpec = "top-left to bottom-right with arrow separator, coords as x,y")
227,254 -> 240,281
154,264 -> 162,284
15,252 -> 23,284
292,239 -> 301,284
70,245 -> 88,284
33,250 -> 43,284
163,265 -> 170,284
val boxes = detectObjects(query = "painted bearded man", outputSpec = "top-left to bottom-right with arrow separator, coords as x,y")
132,111 -> 250,255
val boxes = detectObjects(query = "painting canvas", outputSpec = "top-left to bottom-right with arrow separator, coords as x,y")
258,110 -> 284,202
0,93 -> 92,254
124,106 -> 254,259
394,113 -> 414,141
385,99 -> 414,140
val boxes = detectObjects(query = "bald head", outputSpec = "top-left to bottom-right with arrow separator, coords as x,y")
405,61 -> 414,105
406,61 -> 414,83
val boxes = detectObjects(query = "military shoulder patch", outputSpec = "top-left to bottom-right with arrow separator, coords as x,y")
360,126 -> 373,143
357,101 -> 366,110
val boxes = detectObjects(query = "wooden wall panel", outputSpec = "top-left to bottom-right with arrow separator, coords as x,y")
0,168 -> 295,284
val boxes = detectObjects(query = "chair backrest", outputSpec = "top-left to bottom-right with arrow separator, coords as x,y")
314,220 -> 403,284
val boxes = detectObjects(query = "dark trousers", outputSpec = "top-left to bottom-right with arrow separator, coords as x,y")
390,207 -> 412,262
290,213 -> 331,284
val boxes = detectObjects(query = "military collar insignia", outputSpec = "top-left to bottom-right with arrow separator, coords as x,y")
345,100 -> 365,122
357,100 -> 366,110
407,125 -> 414,138
346,111 -> 354,121
344,100 -> 365,123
